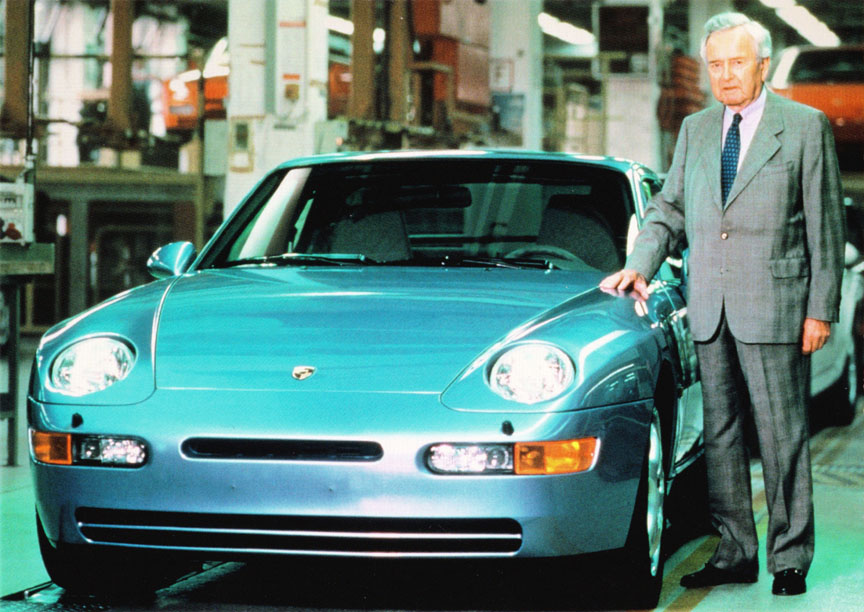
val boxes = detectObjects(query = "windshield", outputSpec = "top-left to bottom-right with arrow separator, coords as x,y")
202,159 -> 633,273
789,49 -> 864,84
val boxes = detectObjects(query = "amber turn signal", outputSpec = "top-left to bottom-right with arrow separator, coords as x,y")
31,430 -> 73,465
514,438 -> 599,475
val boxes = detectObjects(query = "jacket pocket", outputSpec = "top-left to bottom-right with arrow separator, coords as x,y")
770,257 -> 809,278
760,160 -> 794,176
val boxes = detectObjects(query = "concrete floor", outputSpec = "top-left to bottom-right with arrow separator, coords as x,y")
656,408 -> 864,611
2,336 -> 863,610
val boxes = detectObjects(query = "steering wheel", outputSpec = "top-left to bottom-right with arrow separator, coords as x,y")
505,245 -> 585,264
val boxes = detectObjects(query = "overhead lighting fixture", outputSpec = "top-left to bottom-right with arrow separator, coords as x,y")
328,15 -> 385,54
373,28 -> 386,54
776,5 -> 840,47
327,15 -> 354,36
538,12 -> 595,46
759,0 -> 840,47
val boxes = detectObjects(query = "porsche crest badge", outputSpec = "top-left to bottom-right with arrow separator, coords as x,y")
292,365 -> 317,381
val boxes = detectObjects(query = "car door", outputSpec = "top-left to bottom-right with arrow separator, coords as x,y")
631,168 -> 703,473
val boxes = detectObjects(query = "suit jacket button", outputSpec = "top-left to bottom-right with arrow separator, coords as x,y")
721,232 -> 729,240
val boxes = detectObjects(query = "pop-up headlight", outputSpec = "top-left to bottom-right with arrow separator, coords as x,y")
488,343 -> 575,404
50,336 -> 135,396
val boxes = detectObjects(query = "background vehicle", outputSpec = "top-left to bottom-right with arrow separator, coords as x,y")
771,45 -> 864,167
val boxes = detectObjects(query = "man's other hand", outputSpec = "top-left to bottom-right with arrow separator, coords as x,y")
599,269 -> 649,302
802,318 -> 831,355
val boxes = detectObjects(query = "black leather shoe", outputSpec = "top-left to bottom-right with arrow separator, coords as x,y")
680,563 -> 758,588
773,569 -> 806,596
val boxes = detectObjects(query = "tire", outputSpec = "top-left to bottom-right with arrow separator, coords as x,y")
36,511 -> 186,597
619,408 -> 666,609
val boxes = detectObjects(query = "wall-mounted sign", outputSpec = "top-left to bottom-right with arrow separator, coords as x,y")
0,183 -> 34,244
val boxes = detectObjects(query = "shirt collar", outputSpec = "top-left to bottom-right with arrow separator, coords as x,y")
724,87 -> 767,122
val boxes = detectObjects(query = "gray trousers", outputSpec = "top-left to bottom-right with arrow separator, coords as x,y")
694,315 -> 814,575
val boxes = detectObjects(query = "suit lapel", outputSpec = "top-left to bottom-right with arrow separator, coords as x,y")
693,106 -> 724,210
724,93 -> 784,208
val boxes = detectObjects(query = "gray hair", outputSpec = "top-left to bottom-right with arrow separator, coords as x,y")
699,12 -> 772,63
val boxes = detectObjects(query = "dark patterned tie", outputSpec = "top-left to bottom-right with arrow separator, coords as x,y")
721,113 -> 742,205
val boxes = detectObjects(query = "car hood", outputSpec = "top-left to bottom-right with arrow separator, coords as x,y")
155,267 -> 603,392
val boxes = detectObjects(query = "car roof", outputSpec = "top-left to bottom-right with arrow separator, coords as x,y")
273,149 -> 646,175
771,44 -> 864,88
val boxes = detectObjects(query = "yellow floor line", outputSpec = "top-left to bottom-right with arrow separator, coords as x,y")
656,537 -> 720,610
660,478 -> 769,610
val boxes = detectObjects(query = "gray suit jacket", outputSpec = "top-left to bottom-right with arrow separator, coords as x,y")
627,91 -> 845,343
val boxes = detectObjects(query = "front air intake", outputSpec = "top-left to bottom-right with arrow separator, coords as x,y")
75,508 -> 523,557
180,438 -> 384,462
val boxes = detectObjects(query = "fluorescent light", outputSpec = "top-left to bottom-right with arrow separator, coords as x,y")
776,6 -> 840,47
538,12 -> 595,46
759,0 -> 795,8
327,15 -> 354,36
373,27 -> 386,54
328,16 -> 384,53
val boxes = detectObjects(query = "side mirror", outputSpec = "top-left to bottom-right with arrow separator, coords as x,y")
147,241 -> 197,280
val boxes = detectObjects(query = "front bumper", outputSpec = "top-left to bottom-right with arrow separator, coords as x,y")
30,389 -> 651,560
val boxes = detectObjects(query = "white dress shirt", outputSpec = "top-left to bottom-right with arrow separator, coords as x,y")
722,87 -> 767,170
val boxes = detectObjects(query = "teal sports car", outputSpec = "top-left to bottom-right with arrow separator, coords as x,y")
30,149 -> 716,606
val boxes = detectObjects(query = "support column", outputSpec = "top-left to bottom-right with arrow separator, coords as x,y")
0,0 -> 32,137
349,0 -> 376,120
224,0 -> 329,216
489,0 -> 543,150
689,0 -> 734,85
107,0 -> 133,138
68,199 -> 89,316
388,0 -> 411,123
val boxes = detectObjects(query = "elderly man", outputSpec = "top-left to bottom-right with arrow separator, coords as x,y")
601,12 -> 844,596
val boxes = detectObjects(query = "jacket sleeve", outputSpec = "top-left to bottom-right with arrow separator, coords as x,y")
803,111 -> 845,322
624,117 -> 689,280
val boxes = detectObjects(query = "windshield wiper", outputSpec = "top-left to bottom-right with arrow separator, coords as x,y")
445,256 -> 558,270
220,253 -> 374,268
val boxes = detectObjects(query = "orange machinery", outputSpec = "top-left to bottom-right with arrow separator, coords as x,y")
162,37 -> 351,132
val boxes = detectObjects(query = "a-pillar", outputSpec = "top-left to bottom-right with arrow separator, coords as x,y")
224,0 -> 329,216
489,0 -> 543,150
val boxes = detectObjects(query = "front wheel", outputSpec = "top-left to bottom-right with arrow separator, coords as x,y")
619,408 -> 666,608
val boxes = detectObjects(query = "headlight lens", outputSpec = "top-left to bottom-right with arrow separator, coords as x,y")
488,343 -> 575,404
50,337 -> 136,396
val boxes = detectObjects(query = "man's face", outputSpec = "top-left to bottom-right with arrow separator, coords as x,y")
705,26 -> 770,111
